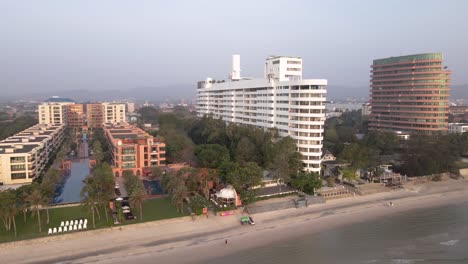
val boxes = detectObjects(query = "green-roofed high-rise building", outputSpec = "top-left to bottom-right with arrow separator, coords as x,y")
369,53 -> 451,133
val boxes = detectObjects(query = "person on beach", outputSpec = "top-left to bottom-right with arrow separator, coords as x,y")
225,239 -> 228,245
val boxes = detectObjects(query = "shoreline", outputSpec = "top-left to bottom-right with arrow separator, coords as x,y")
1,180 -> 468,263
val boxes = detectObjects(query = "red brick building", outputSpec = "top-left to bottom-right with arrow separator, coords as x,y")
103,123 -> 166,177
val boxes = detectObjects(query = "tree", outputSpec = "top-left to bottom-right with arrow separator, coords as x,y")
339,143 -> 368,169
40,168 -> 61,224
269,137 -> 303,191
342,167 -> 358,181
188,194 -> 209,215
0,190 -> 19,237
91,163 -> 116,223
171,184 -> 188,213
15,184 -> 36,223
81,184 -> 98,228
0,115 -> 37,141
234,137 -> 257,164
291,171 -> 322,194
148,166 -> 164,180
129,181 -> 147,220
220,161 -> 263,191
92,141 -> 104,163
239,189 -> 257,206
194,144 -> 230,168
25,187 -> 47,233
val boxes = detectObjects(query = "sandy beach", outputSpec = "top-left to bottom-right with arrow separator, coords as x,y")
1,179 -> 468,264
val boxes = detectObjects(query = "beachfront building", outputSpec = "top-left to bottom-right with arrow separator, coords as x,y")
66,104 -> 84,128
38,96 -> 75,125
103,123 -> 166,177
369,53 -> 451,133
448,123 -> 468,134
196,55 -> 327,172
0,124 -> 66,185
102,103 -> 126,124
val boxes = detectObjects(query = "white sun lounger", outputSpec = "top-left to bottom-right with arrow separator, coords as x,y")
84,223 -> 87,229
48,228 -> 52,235
60,221 -> 64,227
58,227 -> 63,233
53,227 -> 57,234
64,226 -> 68,232
73,225 -> 77,231
66,221 -> 69,226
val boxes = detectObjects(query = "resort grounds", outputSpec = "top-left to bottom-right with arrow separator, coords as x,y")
1,179 -> 468,264
0,197 -> 185,243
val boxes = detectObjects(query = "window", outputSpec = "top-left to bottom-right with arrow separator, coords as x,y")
11,164 -> 26,171
122,156 -> 135,161
122,148 -> 135,154
11,173 -> 27,179
10,157 -> 25,163
122,163 -> 135,169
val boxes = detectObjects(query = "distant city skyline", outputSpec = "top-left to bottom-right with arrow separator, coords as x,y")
1,0 -> 468,97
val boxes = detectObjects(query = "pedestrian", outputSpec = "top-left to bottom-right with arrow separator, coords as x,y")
225,239 -> 228,245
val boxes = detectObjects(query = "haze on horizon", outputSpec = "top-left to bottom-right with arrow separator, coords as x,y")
1,0 -> 467,99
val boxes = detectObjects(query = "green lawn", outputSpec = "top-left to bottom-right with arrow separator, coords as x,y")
0,197 -> 186,244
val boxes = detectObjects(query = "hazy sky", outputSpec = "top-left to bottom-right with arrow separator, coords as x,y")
2,0 -> 467,95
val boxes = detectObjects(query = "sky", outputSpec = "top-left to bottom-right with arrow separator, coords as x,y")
1,0 -> 467,97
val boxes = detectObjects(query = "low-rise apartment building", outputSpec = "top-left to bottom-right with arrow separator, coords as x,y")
448,123 -> 468,134
67,104 -> 84,128
103,123 -> 165,177
0,124 -> 66,185
38,97 -> 75,125
102,103 -> 126,124
86,103 -> 105,128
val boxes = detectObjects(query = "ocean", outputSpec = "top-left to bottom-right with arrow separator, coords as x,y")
203,202 -> 468,264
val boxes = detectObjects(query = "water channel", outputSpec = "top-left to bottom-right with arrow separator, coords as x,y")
53,133 -> 90,204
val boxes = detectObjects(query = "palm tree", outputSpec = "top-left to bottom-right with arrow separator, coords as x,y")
0,190 -> 19,237
129,182 -> 147,220
7,201 -> 18,238
171,184 -> 188,213
81,178 -> 99,228
26,188 -> 47,233
82,194 -> 98,228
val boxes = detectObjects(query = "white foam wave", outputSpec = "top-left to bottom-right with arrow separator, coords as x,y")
440,239 -> 459,246
390,259 -> 424,264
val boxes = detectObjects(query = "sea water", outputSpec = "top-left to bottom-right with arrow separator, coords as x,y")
204,202 -> 468,264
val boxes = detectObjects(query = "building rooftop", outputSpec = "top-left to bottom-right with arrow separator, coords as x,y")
373,53 -> 442,65
0,144 -> 39,154
266,55 -> 301,60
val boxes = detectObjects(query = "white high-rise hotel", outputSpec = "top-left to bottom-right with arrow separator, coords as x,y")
196,55 -> 327,172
